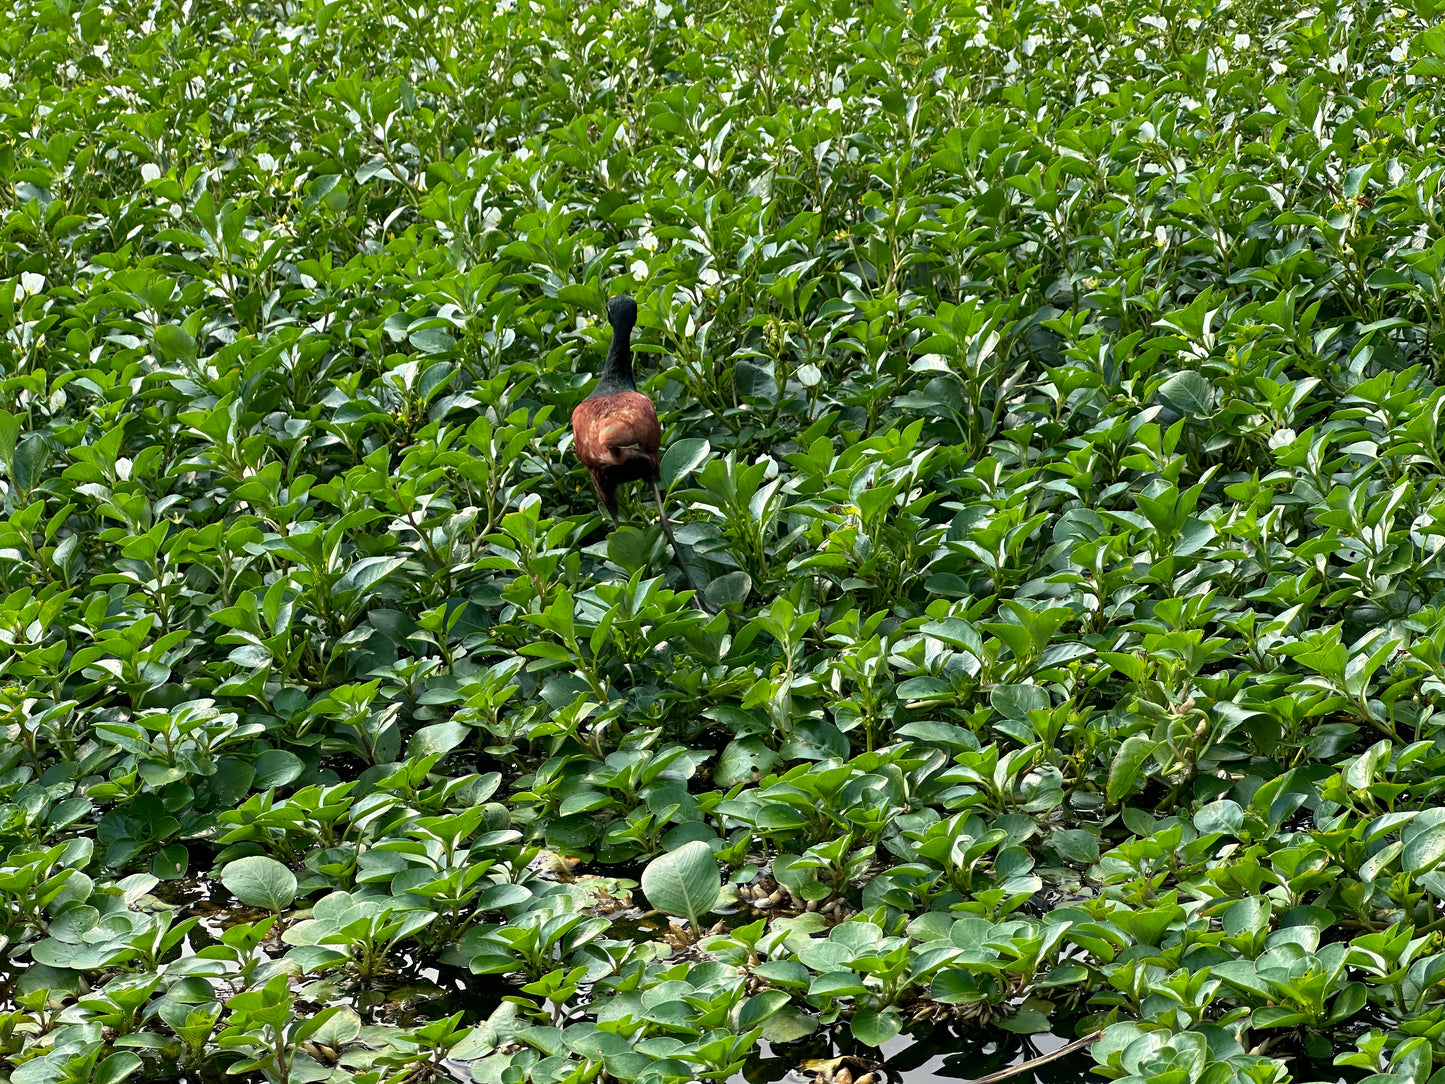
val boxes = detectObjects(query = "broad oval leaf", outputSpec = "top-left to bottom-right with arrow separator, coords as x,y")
221,856 -> 298,911
1405,822 -> 1445,873
1157,370 -> 1215,416
409,327 -> 456,354
335,555 -> 408,597
661,437 -> 710,485
843,1005 -> 901,1046
706,570 -> 751,609
640,840 -> 721,925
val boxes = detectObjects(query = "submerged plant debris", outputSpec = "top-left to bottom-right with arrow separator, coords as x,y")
3,0 -> 1445,1081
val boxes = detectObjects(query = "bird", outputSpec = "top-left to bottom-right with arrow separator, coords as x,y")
571,294 -> 712,609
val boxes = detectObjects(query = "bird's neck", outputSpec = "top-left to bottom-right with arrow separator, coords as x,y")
594,327 -> 635,396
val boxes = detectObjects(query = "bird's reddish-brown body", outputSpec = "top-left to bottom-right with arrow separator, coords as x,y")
571,390 -> 662,518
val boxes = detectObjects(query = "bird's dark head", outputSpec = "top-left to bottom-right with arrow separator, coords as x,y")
607,295 -> 637,331
594,294 -> 638,394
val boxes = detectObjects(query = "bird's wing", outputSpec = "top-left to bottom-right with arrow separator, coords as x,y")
573,393 -> 661,465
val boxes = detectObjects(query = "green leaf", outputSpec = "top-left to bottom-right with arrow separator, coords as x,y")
30,938 -> 132,969
1194,799 -> 1244,837
1108,735 -> 1158,804
253,749 -> 305,788
407,721 -> 468,758
661,438 -> 710,486
997,1008 -> 1053,1034
706,571 -> 751,609
12,434 -> 50,495
95,1052 -> 144,1084
1158,371 -> 1215,416
737,990 -> 790,1030
409,328 -> 456,354
930,969 -> 981,1003
153,324 -> 197,364
335,555 -> 408,597
0,409 -> 18,472
640,840 -> 721,926
991,683 -> 1049,720
307,1005 -> 362,1047
1223,896 -> 1269,936
849,1007 -> 902,1047
715,737 -> 779,787
1050,828 -> 1099,864
606,526 -> 652,573
152,844 -> 189,880
1404,822 -> 1445,873
220,856 -> 298,911
760,1005 -> 818,1043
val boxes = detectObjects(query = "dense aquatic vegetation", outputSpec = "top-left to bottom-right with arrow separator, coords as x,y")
5,0 -> 1445,1081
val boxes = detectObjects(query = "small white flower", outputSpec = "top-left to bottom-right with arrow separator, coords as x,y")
630,259 -> 649,279
256,152 -> 277,173
1234,33 -> 1251,49
512,71 -> 526,87
1391,43 -> 1408,63
141,163 -> 162,181
699,267 -> 720,287
1092,78 -> 1109,95
15,272 -> 45,300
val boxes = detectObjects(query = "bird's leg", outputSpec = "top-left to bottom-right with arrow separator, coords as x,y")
653,480 -> 716,614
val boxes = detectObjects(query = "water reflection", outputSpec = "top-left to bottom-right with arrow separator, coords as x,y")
735,1023 -> 1096,1084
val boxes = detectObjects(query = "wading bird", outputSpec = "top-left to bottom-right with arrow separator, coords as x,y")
572,295 -> 712,609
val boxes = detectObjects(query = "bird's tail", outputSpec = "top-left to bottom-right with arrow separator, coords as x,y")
587,471 -> 620,523
652,481 -> 717,614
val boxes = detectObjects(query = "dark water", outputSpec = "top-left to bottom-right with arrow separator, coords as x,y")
436,1020 -> 1098,1084
735,1025 -> 1096,1084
